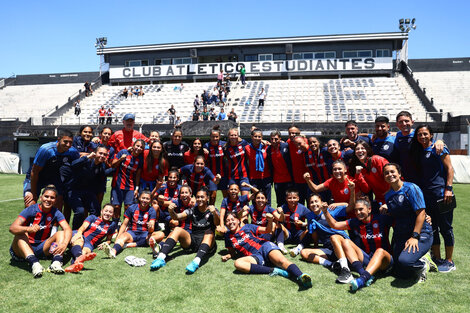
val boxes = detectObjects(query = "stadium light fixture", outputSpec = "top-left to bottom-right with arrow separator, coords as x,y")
95,37 -> 107,49
398,18 -> 416,33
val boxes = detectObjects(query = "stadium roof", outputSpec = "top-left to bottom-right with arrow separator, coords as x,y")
97,32 -> 407,55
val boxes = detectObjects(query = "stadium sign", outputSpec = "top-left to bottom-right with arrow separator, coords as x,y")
110,57 -> 393,79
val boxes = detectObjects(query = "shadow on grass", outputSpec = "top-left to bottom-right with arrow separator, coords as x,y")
9,260 -> 30,273
390,277 -> 418,288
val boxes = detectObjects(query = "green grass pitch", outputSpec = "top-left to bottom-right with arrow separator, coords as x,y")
0,174 -> 469,313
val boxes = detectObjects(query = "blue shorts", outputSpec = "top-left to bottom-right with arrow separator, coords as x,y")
127,230 -> 148,247
361,248 -> 394,272
252,241 -> 280,266
228,177 -> 250,192
67,189 -> 100,216
111,188 -> 135,206
140,179 -> 156,192
286,228 -> 304,244
217,176 -> 228,191
72,230 -> 95,251
23,178 -> 31,197
9,241 -> 47,261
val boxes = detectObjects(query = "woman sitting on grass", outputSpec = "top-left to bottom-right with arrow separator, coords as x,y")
103,191 -> 157,259
221,212 -> 312,289
64,203 -> 117,273
9,185 -> 72,278
150,187 -> 219,274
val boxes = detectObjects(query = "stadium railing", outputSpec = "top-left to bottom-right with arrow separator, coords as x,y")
42,75 -> 103,126
400,61 -> 442,122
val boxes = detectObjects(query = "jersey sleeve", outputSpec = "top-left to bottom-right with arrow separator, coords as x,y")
438,146 -> 450,157
54,209 -> 66,223
224,233 -> 232,249
220,198 -> 228,210
85,215 -> 96,224
18,206 -> 34,222
33,145 -> 52,167
345,218 -> 356,230
148,207 -> 157,221
323,178 -> 332,190
329,205 -> 347,219
108,221 -> 119,235
124,206 -> 134,220
407,183 -> 426,212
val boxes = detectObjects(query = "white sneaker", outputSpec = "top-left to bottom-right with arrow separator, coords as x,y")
289,248 -> 300,257
48,261 -> 65,274
418,260 -> 430,283
32,262 -> 44,278
103,242 -> 116,259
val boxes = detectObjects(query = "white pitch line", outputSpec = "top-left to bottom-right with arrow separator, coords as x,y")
0,197 -> 23,203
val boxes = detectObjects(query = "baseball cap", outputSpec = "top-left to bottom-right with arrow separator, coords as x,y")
123,113 -> 135,121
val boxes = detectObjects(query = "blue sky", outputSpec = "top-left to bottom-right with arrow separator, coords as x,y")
0,0 -> 468,77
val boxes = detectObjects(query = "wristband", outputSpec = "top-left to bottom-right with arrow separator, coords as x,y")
411,232 -> 420,240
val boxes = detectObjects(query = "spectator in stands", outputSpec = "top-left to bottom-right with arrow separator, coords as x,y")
192,110 -> 200,121
240,65 -> 246,85
74,99 -> 81,116
108,113 -> 149,153
228,108 -> 237,122
120,87 -> 128,99
139,86 -> 145,97
217,70 -> 224,85
194,95 -> 200,111
210,108 -> 217,121
211,87 -> 219,105
258,88 -> 266,107
201,90 -> 209,106
201,107 -> 209,121
175,116 -> 182,127
370,116 -> 396,161
217,108 -> 226,120
133,87 -> 140,97
98,106 -> 106,125
167,105 -> 176,125
84,81 -> 93,97
106,108 -> 114,125
340,120 -> 371,151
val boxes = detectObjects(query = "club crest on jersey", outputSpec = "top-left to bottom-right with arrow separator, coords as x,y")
383,144 -> 389,150
144,213 -> 148,219
132,138 -> 136,142
373,223 -> 379,229
398,195 -> 405,203
426,152 -> 431,158
344,188 -> 349,194
63,157 -> 68,162
371,167 -> 377,173
47,216 -> 52,221
408,138 -> 412,143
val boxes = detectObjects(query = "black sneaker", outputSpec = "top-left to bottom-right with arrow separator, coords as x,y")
336,267 -> 353,284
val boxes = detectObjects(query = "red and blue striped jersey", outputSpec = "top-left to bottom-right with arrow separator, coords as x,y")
221,195 -> 249,213
224,140 -> 249,180
280,203 -> 310,232
18,204 -> 65,245
112,149 -> 143,190
156,183 -> 181,201
346,214 -> 393,254
124,204 -> 156,232
248,205 -> 275,227
245,143 -> 271,179
179,164 -> 216,192
225,224 -> 267,256
171,198 -> 193,232
82,215 -> 118,247
304,148 -> 330,184
204,141 -> 227,176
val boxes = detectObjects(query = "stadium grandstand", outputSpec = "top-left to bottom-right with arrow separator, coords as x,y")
0,31 -> 469,174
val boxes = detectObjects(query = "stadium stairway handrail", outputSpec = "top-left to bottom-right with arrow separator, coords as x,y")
0,74 -> 17,90
399,61 -> 442,122
42,74 -> 103,125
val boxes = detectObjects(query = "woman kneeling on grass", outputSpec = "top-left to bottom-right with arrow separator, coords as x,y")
150,187 -> 218,273
9,185 -> 72,278
103,191 -> 157,259
221,212 -> 312,288
64,203 -> 118,272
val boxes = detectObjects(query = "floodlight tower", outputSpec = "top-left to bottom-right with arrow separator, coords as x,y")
398,18 -> 416,64
95,37 -> 108,76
